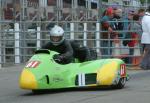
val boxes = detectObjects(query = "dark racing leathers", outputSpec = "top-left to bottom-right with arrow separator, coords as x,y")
70,40 -> 95,62
42,39 -> 73,64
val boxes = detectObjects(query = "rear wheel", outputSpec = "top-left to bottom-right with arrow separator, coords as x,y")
112,78 -> 126,89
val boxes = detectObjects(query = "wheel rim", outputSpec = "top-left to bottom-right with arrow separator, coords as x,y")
120,78 -> 126,86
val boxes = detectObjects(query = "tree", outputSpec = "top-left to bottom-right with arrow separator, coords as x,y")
140,0 -> 150,4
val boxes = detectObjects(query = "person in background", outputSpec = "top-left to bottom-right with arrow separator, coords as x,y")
122,10 -> 135,64
123,10 -> 135,38
113,8 -> 124,37
129,14 -> 142,46
42,25 -> 74,64
138,8 -> 145,22
100,7 -> 115,58
127,14 -> 142,65
140,6 -> 150,70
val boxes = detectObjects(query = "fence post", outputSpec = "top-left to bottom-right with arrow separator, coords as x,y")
15,23 -> 20,64
37,27 -> 41,49
0,0 -> 2,68
96,22 -> 100,53
83,22 -> 87,46
70,22 -> 74,39
0,31 -> 1,68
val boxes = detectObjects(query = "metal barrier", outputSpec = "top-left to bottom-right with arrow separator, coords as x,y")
0,0 -> 148,68
0,20 -> 143,67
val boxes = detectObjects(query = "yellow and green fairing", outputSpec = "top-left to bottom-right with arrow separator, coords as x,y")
19,49 -> 128,91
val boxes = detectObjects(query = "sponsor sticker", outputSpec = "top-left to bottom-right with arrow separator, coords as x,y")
120,64 -> 126,77
25,61 -> 40,68
53,77 -> 63,82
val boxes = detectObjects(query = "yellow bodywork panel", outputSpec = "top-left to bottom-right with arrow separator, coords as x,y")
97,61 -> 118,85
19,69 -> 37,89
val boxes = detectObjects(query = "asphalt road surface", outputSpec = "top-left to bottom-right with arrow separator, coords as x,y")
0,65 -> 150,103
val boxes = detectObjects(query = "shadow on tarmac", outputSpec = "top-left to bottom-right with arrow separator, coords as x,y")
21,86 -> 129,96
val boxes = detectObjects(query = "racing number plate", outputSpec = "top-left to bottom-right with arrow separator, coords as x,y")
120,64 -> 126,77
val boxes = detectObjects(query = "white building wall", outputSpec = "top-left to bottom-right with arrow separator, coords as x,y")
132,0 -> 141,7
108,0 -> 123,5
108,0 -> 141,7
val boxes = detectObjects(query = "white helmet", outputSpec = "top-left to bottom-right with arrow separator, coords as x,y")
49,25 -> 64,45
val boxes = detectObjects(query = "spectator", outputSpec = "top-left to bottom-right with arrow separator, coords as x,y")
113,8 -> 124,37
100,7 -> 115,58
140,6 -> 150,70
130,14 -> 142,42
123,10 -> 135,38
127,14 -> 142,64
4,6 -> 13,20
122,10 -> 135,64
138,8 -> 145,22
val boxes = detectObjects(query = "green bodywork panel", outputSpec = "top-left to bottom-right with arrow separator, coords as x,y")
21,50 -> 126,89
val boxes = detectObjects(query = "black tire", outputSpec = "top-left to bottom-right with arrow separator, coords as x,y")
32,90 -> 44,94
112,78 -> 126,89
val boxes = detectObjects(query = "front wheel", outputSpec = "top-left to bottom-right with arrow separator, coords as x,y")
32,90 -> 44,94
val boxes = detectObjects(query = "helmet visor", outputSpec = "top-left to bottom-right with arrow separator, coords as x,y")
50,36 -> 63,42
